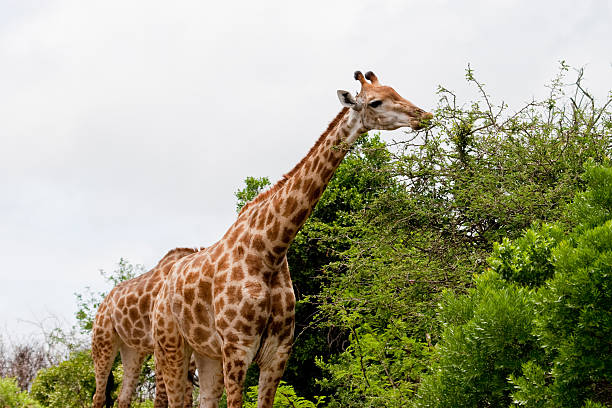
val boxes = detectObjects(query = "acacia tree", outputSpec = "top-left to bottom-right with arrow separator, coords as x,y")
315,65 -> 612,407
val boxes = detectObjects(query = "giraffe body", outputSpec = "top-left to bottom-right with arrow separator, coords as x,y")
92,247 -> 201,408
152,71 -> 433,408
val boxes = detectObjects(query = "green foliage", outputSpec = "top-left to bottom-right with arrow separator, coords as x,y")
414,162 -> 612,408
317,321 -> 430,408
488,224 -> 563,287
243,381 -> 325,408
519,161 -> 612,407
414,270 -> 539,408
0,377 -> 42,408
30,349 -> 96,408
235,176 -> 271,213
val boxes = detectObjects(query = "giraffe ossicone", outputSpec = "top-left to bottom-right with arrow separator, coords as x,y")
150,71 -> 432,408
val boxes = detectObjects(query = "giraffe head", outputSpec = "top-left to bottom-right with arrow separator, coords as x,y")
337,70 -> 433,131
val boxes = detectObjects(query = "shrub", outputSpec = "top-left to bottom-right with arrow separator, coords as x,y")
0,377 -> 41,408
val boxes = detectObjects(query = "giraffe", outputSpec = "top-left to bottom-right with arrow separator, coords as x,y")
152,71 -> 433,408
92,247 -> 202,408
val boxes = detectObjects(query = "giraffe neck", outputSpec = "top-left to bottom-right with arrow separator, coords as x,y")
236,107 -> 365,267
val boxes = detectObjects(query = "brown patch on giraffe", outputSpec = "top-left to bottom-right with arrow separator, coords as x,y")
301,178 -> 314,194
267,220 -> 280,242
185,271 -> 197,284
251,234 -> 266,252
225,308 -> 237,322
225,332 -> 238,344
264,253 -> 276,269
291,209 -> 309,226
217,318 -> 229,331
269,273 -> 281,289
244,281 -> 262,299
233,244 -> 246,259
265,210 -> 274,226
245,254 -> 263,274
197,280 -> 212,304
226,285 -> 243,305
138,296 -> 150,315
255,316 -> 267,332
278,327 -> 292,343
270,293 -> 283,314
193,326 -> 209,340
193,302 -> 209,325
308,185 -> 322,201
217,253 -> 230,272
228,224 -> 244,244
213,272 -> 227,293
321,165 -> 334,180
230,265 -> 244,281
312,156 -> 320,172
240,301 -> 256,321
281,227 -> 294,243
270,320 -> 283,336
282,196 -> 298,217
256,213 -> 266,230
215,297 -> 225,311
234,321 -> 252,336
183,287 -> 195,305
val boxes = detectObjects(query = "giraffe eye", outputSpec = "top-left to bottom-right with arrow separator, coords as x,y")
369,100 -> 382,108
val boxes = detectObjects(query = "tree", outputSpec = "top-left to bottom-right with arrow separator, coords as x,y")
315,64 -> 612,406
414,162 -> 612,408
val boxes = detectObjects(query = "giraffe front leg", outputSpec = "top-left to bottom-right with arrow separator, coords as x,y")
222,343 -> 256,408
255,337 -> 293,408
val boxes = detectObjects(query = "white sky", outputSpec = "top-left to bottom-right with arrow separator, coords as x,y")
1,0 -> 611,340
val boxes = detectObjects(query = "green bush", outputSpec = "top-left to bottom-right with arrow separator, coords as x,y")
488,224 -> 563,287
243,381 -> 325,408
0,377 -> 41,408
413,270 -> 539,408
510,162 -> 612,407
317,321 -> 430,408
30,349 -> 96,408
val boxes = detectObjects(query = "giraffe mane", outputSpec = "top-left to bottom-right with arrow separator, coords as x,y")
154,247 -> 203,267
238,107 -> 350,216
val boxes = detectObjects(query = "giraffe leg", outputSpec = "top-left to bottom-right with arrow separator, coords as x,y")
193,353 -> 224,408
183,356 -> 197,408
116,346 -> 147,408
92,324 -> 120,408
256,348 -> 291,408
154,334 -> 191,407
223,344 -> 256,408
154,368 -> 169,408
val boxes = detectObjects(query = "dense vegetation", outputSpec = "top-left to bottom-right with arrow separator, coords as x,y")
1,65 -> 610,407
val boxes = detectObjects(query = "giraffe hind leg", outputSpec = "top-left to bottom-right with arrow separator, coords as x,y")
92,328 -> 120,408
116,345 -> 147,408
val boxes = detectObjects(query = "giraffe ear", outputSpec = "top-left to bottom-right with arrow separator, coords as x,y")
337,90 -> 362,111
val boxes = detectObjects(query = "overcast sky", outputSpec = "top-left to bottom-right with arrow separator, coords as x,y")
1,0 -> 610,340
